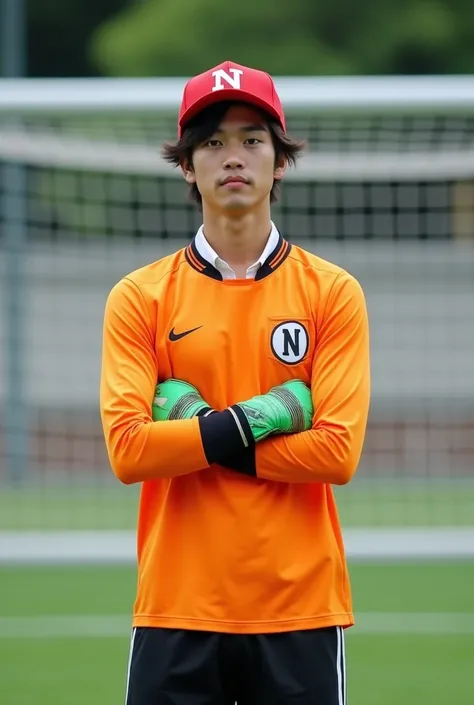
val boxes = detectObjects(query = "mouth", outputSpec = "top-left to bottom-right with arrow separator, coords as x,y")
221,176 -> 249,188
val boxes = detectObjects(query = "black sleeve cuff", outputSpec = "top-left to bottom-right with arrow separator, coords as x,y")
198,408 -> 254,466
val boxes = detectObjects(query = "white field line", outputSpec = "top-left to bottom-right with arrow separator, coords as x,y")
1,528 -> 474,564
0,613 -> 473,639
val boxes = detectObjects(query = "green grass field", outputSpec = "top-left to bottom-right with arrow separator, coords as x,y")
1,561 -> 473,705
1,479 -> 474,529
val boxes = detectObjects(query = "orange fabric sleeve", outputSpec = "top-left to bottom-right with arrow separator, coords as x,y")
100,277 -> 208,484
256,272 -> 370,484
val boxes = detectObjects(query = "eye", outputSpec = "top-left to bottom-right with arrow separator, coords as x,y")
204,139 -> 222,147
245,138 -> 262,145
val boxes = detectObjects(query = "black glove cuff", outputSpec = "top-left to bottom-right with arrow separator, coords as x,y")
198,408 -> 254,466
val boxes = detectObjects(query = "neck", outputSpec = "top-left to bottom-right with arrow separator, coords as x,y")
201,204 -> 272,273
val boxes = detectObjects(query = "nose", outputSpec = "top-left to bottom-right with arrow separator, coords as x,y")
223,153 -> 245,170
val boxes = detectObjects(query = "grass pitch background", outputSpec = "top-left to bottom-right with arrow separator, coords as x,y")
1,561 -> 472,705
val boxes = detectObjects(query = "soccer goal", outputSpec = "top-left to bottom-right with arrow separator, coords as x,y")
0,75 -> 473,563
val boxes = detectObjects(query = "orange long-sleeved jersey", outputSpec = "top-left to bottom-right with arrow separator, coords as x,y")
100,233 -> 370,634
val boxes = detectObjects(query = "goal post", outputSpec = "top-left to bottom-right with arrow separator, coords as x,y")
0,75 -> 473,562
2,74 -> 474,111
2,75 -> 474,181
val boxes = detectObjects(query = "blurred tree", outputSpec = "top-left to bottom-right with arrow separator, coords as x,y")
89,0 -> 474,76
27,0 -> 128,77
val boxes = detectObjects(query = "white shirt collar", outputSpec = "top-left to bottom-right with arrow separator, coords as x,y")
194,222 -> 280,280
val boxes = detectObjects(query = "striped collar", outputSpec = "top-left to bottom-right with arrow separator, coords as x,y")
185,224 -> 291,281
194,223 -> 280,279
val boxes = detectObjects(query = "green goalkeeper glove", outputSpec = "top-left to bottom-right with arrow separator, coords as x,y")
151,378 -> 313,474
230,379 -> 313,443
152,379 -> 212,422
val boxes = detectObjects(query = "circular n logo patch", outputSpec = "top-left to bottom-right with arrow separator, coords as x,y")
271,321 -> 309,364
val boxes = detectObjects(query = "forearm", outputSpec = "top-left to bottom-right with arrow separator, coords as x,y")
102,405 -> 255,484
255,419 -> 365,484
222,419 -> 365,484
102,409 -> 207,483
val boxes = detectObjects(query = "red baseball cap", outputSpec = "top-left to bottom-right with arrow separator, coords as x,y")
178,60 -> 286,137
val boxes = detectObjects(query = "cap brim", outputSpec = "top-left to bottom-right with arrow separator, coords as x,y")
179,89 -> 284,135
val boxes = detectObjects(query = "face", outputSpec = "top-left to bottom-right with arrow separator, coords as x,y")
182,104 -> 286,213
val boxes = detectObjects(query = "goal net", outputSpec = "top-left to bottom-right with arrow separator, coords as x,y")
0,76 -> 473,562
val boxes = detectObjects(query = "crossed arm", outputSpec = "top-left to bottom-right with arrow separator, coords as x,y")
100,273 -> 370,485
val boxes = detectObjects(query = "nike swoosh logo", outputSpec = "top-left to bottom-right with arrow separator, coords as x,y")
168,326 -> 203,342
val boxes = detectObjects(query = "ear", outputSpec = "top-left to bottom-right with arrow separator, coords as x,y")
273,156 -> 287,181
181,159 -> 196,184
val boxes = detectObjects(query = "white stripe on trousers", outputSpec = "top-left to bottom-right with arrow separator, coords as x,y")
124,627 -> 136,705
336,626 -> 347,705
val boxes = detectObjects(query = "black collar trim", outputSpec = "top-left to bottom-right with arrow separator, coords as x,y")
255,234 -> 291,281
185,239 -> 223,280
185,233 -> 291,281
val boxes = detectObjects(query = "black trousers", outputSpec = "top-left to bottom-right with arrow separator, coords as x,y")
125,626 -> 346,705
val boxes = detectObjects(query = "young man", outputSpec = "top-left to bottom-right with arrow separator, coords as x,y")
100,60 -> 370,705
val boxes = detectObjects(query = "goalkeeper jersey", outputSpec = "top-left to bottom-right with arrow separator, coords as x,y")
100,229 -> 371,634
